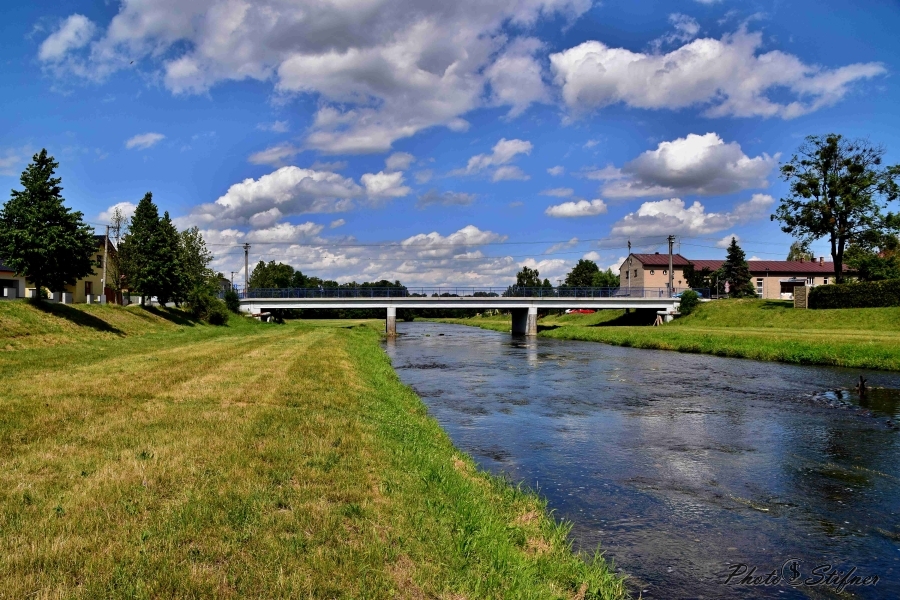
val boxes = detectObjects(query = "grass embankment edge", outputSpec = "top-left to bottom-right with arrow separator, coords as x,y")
427,301 -> 900,371
0,309 -> 628,598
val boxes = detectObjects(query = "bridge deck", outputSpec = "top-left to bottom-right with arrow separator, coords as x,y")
239,296 -> 681,311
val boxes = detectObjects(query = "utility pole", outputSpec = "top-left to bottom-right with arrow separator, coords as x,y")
627,240 -> 632,291
230,271 -> 238,290
101,224 -> 109,303
243,243 -> 250,293
667,235 -> 675,295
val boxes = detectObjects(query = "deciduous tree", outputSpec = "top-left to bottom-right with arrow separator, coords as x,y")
564,259 -> 600,288
772,134 -> 900,283
0,149 -> 96,300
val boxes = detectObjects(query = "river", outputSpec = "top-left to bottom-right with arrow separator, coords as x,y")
383,322 -> 900,599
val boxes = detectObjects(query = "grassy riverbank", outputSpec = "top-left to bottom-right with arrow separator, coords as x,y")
0,301 -> 626,599
432,300 -> 900,371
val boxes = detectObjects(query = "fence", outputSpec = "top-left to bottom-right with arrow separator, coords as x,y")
236,286 -> 706,300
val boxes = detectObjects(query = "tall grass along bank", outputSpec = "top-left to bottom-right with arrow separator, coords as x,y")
433,300 -> 900,371
0,304 -> 627,599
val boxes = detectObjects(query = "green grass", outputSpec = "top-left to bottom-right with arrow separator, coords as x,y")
432,300 -> 900,371
0,303 -> 627,599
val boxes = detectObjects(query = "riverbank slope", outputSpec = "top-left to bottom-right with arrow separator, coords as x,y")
431,300 -> 900,371
0,302 -> 626,599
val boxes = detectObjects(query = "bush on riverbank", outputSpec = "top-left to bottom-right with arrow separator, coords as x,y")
809,279 -> 900,309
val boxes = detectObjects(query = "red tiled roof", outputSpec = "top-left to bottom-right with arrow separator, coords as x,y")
628,254 -> 849,273
629,253 -> 692,266
689,259 -> 848,273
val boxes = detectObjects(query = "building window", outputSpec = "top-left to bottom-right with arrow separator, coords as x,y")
634,270 -> 637,277
650,270 -> 655,275
663,270 -> 668,275
824,278 -> 829,285
807,277 -> 814,285
85,281 -> 93,297
756,278 -> 764,297
96,254 -> 103,267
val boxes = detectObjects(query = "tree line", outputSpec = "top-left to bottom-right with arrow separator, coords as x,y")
0,150 -> 228,323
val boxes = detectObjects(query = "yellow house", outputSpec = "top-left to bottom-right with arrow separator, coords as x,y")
0,258 -> 27,299
20,235 -> 116,303
618,253 -> 848,299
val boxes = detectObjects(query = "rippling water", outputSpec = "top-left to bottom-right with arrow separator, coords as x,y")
383,322 -> 900,599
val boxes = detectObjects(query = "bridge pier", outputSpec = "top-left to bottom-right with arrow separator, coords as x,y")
386,306 -> 397,337
511,306 -> 537,336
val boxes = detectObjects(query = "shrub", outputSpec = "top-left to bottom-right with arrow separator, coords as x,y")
224,289 -> 240,313
186,287 -> 230,325
678,290 -> 700,315
206,301 -> 230,325
809,279 -> 900,309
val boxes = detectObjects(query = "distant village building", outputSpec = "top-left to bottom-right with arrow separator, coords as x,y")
0,235 -> 116,303
619,253 -> 847,299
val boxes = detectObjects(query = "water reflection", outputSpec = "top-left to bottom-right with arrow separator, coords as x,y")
384,322 -> 900,599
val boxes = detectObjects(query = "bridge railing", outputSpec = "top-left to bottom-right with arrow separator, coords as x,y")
237,286 -> 708,299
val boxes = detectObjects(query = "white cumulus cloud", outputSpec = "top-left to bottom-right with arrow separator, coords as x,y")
98,201 -> 137,223
601,133 -> 777,198
362,171 -> 411,199
385,152 -> 415,171
183,166 -> 362,228
43,1 -> 592,154
610,194 -> 773,237
545,199 -> 608,217
125,132 -> 165,150
550,29 -> 885,119
39,15 -> 96,62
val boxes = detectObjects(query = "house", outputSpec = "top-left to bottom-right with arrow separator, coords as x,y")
15,235 -> 117,303
619,253 -> 847,299
0,258 -> 26,299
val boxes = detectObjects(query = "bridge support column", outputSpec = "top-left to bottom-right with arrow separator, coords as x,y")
386,306 -> 397,337
511,307 -> 538,336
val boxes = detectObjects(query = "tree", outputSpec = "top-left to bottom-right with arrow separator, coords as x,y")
844,234 -> 900,281
515,266 -> 542,287
683,263 -> 713,290
772,134 -> 900,283
591,268 -> 620,288
156,211 -> 183,304
249,261 -> 297,289
106,206 -> 128,297
564,259 -> 600,288
786,241 -> 814,262
178,226 -> 215,299
119,193 -> 180,305
722,237 -> 756,298
0,149 -> 96,300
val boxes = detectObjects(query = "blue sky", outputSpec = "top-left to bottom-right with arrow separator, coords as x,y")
2,0 -> 898,286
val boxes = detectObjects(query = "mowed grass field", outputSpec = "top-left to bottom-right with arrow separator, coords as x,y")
0,302 -> 627,599
433,300 -> 900,371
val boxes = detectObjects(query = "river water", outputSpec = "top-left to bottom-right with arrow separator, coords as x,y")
383,322 -> 900,599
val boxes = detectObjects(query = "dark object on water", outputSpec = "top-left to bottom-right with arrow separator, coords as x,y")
856,375 -> 868,395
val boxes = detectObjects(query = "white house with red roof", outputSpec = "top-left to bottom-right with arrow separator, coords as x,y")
619,253 -> 849,299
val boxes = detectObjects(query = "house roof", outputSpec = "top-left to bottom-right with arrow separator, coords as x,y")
629,253 -> 693,267
0,258 -> 12,273
689,259 -> 848,273
627,253 -> 849,273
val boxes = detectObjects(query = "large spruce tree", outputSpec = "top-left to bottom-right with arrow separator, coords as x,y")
722,237 -> 756,298
0,149 -> 96,300
120,193 -> 182,305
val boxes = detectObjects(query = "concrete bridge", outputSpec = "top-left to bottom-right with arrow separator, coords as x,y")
238,287 -> 686,336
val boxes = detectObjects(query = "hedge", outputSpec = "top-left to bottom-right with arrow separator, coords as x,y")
809,279 -> 900,309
